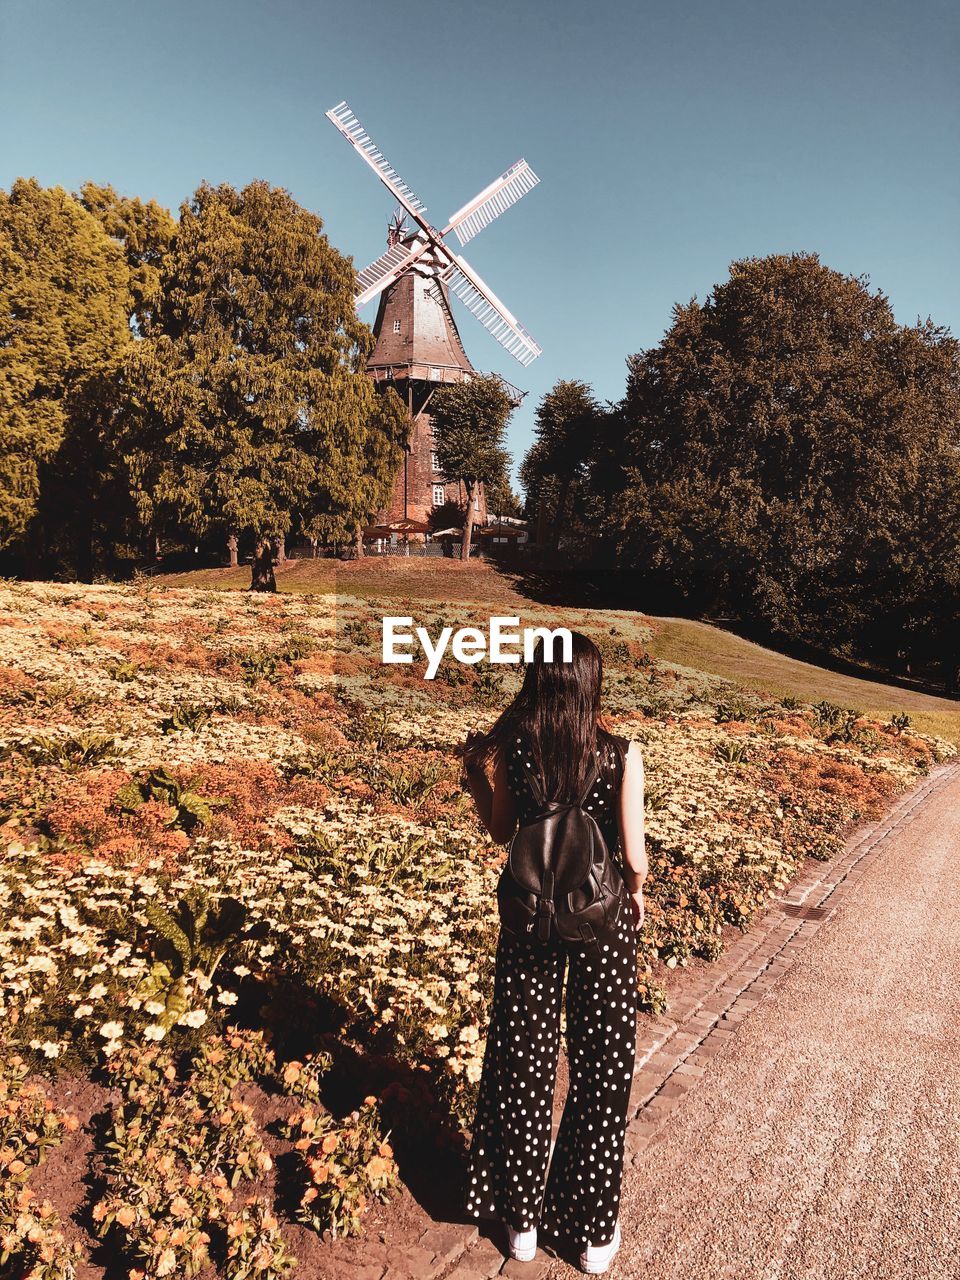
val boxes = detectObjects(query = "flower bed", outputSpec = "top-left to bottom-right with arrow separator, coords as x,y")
0,579 -> 952,1276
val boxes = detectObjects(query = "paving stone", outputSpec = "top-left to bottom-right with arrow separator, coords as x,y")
419,1224 -> 475,1267
382,1243 -> 441,1278
665,995 -> 702,1021
466,1234 -> 508,1273
500,1252 -> 553,1278
672,1060 -> 706,1078
657,1078 -> 691,1098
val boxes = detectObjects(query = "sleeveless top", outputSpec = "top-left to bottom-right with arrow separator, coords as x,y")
504,731 -> 630,870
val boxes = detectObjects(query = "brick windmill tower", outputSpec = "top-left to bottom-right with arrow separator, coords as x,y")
326,102 -> 541,536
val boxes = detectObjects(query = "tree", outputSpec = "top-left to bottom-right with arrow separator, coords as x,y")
79,182 -> 176,336
0,180 -> 129,562
302,384 -> 408,559
523,380 -> 601,549
605,253 -> 960,679
483,472 -> 522,520
122,180 -> 395,590
430,375 -> 514,560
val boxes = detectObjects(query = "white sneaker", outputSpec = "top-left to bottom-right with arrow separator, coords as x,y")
580,1220 -> 621,1274
506,1224 -> 538,1261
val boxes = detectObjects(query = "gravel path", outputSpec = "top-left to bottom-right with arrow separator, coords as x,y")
549,766 -> 960,1280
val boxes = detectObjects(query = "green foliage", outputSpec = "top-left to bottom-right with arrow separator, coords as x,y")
284,1095 -> 399,1240
811,700 -> 860,739
604,253 -> 960,680
22,730 -> 118,771
342,617 -> 372,648
714,695 -> 754,724
79,181 -> 176,335
97,1035 -> 282,1277
521,379 -> 603,549
120,180 -> 406,587
0,179 -> 130,557
116,766 -> 225,830
715,740 -> 752,765
136,892 -> 249,1030
159,702 -> 212,734
431,374 -> 514,558
888,712 -> 912,735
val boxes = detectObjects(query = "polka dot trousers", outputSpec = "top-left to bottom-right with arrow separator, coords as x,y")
464,911 -> 638,1249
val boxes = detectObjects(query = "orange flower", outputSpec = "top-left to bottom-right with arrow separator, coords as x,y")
321,1133 -> 339,1154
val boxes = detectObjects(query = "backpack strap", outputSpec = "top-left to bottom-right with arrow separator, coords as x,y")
523,757 -> 547,810
576,760 -> 600,809
536,868 -> 556,941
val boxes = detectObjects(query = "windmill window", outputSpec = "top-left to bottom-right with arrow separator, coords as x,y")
432,484 -> 446,507
431,452 -> 440,472
430,367 -> 441,380
393,319 -> 401,334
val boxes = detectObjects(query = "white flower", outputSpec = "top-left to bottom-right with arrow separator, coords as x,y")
232,965 -> 251,978
88,983 -> 108,1000
178,1009 -> 208,1028
99,1020 -> 124,1039
74,1004 -> 94,1018
143,1000 -> 165,1016
216,991 -> 238,1006
102,1039 -> 122,1057
144,1024 -> 167,1042
41,1041 -> 61,1058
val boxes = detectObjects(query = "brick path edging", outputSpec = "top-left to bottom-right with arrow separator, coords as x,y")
340,758 -> 960,1280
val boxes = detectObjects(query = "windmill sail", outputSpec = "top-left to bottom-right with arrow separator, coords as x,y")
327,99 -> 542,367
446,255 -> 542,368
355,240 -> 429,307
326,102 -> 429,224
445,160 -> 540,246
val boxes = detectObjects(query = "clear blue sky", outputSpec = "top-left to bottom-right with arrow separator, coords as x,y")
2,0 -> 957,482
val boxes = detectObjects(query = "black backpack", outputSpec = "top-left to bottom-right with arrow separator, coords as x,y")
497,746 -> 626,950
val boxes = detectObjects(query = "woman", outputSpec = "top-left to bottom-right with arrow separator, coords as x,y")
460,631 -> 646,1275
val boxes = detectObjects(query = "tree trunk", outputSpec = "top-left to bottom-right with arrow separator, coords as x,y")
154,534 -> 162,561
275,532 -> 286,564
354,525 -> 364,560
250,539 -> 277,592
461,481 -> 477,561
77,507 -> 95,585
310,538 -> 319,559
227,531 -> 239,568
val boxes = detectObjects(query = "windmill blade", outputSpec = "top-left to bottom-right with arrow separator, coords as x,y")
326,101 -> 431,229
444,160 -> 540,247
355,238 -> 430,307
445,252 -> 542,367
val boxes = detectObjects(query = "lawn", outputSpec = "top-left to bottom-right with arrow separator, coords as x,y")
0,567 -> 953,1279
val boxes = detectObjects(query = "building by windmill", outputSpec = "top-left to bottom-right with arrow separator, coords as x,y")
326,101 -> 541,537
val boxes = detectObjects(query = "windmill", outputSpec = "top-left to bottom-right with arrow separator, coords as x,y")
326,100 -> 541,533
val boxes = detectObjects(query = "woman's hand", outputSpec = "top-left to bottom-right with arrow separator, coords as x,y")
628,890 -> 645,930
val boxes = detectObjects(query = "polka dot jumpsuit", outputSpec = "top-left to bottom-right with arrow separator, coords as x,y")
464,733 -> 638,1251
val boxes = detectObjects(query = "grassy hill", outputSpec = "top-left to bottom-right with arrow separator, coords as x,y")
159,557 -> 960,742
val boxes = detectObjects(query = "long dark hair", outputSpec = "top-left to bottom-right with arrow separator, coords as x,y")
464,631 -> 617,803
